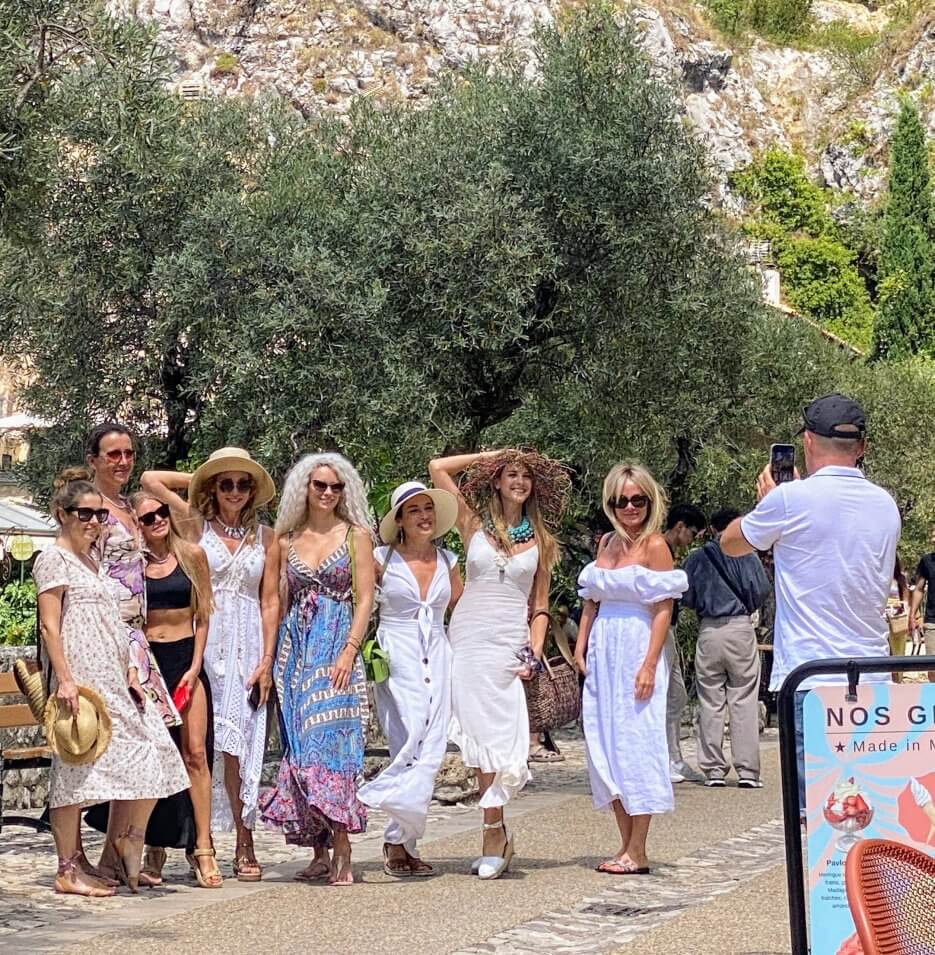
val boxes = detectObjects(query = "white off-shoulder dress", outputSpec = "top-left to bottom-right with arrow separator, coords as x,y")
448,532 -> 537,808
578,562 -> 688,816
358,546 -> 456,852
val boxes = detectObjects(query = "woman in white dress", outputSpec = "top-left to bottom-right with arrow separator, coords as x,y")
359,481 -> 463,877
574,462 -> 687,876
430,449 -> 569,880
141,448 -> 280,881
34,470 -> 189,896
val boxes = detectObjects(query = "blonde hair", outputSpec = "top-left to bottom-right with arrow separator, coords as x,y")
485,466 -> 560,570
193,476 -> 260,545
133,494 -> 214,624
275,453 -> 373,537
601,462 -> 667,545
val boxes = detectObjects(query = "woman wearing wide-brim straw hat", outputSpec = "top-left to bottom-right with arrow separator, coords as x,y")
429,448 -> 570,880
33,469 -> 189,897
358,482 -> 464,878
141,447 -> 280,882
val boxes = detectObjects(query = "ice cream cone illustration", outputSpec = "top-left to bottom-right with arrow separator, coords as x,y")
910,778 -> 935,845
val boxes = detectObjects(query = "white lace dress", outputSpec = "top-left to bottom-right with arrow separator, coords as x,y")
200,524 -> 268,831
33,547 -> 189,808
358,546 -> 455,852
578,563 -> 687,816
448,532 -> 538,808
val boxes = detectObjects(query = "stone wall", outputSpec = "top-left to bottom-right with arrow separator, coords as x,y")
0,645 -> 49,812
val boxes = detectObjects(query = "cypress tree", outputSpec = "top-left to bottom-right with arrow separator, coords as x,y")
872,100 -> 934,359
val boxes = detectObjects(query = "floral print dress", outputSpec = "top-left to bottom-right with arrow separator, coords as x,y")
261,533 -> 368,845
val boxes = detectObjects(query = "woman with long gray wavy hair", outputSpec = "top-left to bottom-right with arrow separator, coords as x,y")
260,452 -> 376,886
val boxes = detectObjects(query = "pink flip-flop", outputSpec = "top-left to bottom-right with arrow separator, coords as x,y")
596,859 -> 650,875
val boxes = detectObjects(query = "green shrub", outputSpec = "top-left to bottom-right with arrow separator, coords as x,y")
0,580 -> 37,646
211,53 -> 239,77
777,234 -> 875,349
810,22 -> 882,89
748,0 -> 812,41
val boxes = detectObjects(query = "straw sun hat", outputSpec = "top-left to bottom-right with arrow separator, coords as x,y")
379,482 -> 459,545
43,687 -> 112,765
459,449 -> 572,529
189,447 -> 276,509
13,659 -> 47,722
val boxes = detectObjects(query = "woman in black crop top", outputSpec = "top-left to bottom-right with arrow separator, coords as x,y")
130,496 -> 218,888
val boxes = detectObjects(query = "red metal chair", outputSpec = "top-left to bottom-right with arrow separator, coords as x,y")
845,838 -> 935,955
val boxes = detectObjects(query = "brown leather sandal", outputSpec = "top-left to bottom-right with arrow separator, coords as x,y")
192,847 -> 224,889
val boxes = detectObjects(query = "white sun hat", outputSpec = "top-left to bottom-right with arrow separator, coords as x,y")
379,481 -> 459,545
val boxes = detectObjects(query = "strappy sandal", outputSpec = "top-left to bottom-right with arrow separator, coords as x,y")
233,841 -> 263,882
329,853 -> 354,886
528,745 -> 564,763
477,821 -> 514,881
294,858 -> 331,882
55,852 -> 116,898
113,826 -> 146,893
141,847 -> 166,886
192,847 -> 224,889
382,843 -> 413,878
405,850 -> 435,878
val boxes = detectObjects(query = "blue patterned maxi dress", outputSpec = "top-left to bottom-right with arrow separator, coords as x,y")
261,534 -> 368,845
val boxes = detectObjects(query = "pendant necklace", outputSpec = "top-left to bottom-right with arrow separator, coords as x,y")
217,518 -> 247,540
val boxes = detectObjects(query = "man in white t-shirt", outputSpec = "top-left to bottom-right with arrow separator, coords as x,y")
719,393 -> 901,810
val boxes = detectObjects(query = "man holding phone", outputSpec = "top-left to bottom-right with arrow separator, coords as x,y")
719,394 -> 901,813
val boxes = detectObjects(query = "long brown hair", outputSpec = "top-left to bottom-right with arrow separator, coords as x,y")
486,474 -> 560,570
133,494 -> 214,623
50,466 -> 98,523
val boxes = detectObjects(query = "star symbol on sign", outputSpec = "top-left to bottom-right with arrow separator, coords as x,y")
835,742 -> 846,753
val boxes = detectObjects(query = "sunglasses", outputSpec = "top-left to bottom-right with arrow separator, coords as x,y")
311,479 -> 345,494
103,449 -> 135,463
217,478 -> 255,494
66,506 -> 110,524
138,503 -> 171,526
608,494 -> 650,510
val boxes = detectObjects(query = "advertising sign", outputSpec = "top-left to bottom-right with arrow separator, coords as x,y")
804,682 -> 935,954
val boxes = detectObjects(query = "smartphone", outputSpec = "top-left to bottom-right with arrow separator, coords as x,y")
770,443 -> 795,484
248,682 -> 261,710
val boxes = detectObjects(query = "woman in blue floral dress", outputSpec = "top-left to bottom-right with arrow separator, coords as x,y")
261,453 -> 375,886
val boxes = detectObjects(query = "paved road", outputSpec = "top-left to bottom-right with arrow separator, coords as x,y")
1,731 -> 792,955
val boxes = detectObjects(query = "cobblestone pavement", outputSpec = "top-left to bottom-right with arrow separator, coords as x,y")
1,729 -> 786,954
453,819 -> 787,953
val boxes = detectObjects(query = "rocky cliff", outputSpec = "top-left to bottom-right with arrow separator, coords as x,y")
108,0 -> 935,204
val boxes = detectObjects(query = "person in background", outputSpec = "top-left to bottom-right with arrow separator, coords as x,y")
555,605 -> 578,652
720,394 -> 900,816
682,508 -> 770,789
662,504 -> 707,784
908,529 -> 935,682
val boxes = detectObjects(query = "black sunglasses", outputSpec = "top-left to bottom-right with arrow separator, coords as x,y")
66,506 -> 110,524
311,479 -> 345,494
607,494 -> 650,510
138,503 -> 171,526
217,478 -> 255,494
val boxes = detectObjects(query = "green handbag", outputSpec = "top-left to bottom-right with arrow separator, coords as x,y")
361,637 -> 390,684
348,533 -> 392,683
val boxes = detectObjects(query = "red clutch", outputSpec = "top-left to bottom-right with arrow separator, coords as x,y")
172,682 -> 191,713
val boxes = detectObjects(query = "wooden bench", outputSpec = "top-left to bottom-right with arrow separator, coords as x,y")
0,670 -> 51,834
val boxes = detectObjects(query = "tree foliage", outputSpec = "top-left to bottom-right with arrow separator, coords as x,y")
872,100 -> 935,360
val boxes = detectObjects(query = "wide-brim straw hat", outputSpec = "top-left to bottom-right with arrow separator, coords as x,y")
379,481 -> 459,544
460,449 -> 572,529
43,686 -> 112,765
14,658 -> 47,722
189,447 -> 276,509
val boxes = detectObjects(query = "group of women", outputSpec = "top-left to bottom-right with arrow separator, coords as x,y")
34,423 -> 688,898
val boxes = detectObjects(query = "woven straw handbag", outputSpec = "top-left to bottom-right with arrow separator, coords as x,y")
523,654 -> 580,734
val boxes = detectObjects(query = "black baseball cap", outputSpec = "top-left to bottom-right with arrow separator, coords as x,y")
799,393 -> 866,439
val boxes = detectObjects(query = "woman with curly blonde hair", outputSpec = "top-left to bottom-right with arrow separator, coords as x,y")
260,452 -> 375,886
430,448 -> 570,881
574,462 -> 687,876
141,448 -> 280,882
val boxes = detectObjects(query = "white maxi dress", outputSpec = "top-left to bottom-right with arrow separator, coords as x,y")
359,546 -> 456,852
200,524 -> 268,831
578,563 -> 688,816
449,532 -> 537,808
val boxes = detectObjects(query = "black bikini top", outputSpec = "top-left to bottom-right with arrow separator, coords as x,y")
146,563 -> 192,612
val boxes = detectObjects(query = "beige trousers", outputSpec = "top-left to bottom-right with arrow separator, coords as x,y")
694,616 -> 761,780
663,628 -> 688,764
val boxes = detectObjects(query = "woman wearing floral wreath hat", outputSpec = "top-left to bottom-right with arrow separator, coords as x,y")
429,448 -> 570,880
